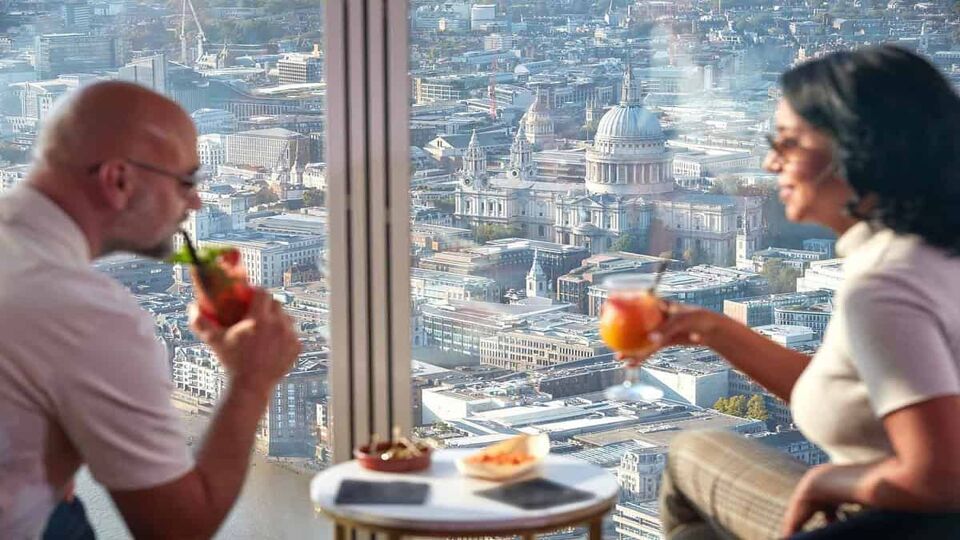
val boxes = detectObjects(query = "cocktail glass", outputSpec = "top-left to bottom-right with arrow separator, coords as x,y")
599,274 -> 666,402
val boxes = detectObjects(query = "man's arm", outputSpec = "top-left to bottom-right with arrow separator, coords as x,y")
110,383 -> 271,539
110,290 -> 301,539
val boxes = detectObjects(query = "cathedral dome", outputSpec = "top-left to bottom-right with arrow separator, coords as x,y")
594,65 -> 663,142
583,65 -> 673,197
523,87 -> 556,150
594,105 -> 663,141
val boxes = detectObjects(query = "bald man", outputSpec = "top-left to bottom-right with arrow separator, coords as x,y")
0,81 -> 301,538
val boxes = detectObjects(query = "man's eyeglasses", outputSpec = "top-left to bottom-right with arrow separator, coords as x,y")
87,160 -> 198,190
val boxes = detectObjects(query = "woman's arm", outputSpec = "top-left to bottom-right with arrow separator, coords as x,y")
781,273 -> 960,526
648,306 -> 811,402
782,395 -> 960,535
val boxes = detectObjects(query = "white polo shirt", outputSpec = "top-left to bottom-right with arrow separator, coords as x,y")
0,185 -> 193,538
791,221 -> 960,464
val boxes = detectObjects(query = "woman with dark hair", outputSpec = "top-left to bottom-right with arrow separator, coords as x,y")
640,45 -> 960,539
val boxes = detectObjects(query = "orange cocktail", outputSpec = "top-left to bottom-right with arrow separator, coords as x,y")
599,274 -> 666,401
599,290 -> 664,356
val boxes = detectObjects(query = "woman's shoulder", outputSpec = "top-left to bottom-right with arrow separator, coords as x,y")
843,232 -> 960,310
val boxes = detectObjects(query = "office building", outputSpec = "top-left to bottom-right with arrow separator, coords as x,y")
644,347 -> 730,408
14,75 -> 93,121
62,1 -> 92,31
191,108 -> 238,134
34,33 -> 122,79
479,312 -> 608,372
614,501 -> 663,540
796,259 -> 844,292
411,268 -> 501,305
588,266 -> 755,316
197,134 -> 227,167
418,242 -> 534,292
226,128 -> 312,169
470,4 -> 497,31
774,302 -> 833,339
0,164 -> 30,192
117,54 -> 167,94
198,232 -> 322,288
723,289 -> 834,328
94,255 -> 173,294
266,355 -> 327,457
557,254 -> 677,314
751,429 -> 828,466
278,53 -> 323,85
483,33 -> 514,51
420,300 -> 569,360
617,449 -> 666,503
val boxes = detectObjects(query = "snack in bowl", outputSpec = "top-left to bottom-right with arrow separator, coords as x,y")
355,431 -> 433,473
456,433 -> 550,481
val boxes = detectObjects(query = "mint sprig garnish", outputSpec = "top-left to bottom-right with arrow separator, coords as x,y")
167,245 -> 235,266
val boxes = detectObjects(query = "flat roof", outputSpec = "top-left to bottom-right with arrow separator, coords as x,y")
574,410 -> 761,448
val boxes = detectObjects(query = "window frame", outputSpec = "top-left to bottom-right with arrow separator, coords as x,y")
325,0 -> 413,464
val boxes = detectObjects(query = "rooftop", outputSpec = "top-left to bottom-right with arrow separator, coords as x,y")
575,408 -> 764,448
231,127 -> 304,139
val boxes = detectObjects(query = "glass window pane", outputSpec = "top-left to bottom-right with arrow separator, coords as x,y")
406,2 -> 954,537
2,2 -> 329,536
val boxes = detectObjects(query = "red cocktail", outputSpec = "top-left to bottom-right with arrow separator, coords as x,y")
171,232 -> 253,327
191,248 -> 253,327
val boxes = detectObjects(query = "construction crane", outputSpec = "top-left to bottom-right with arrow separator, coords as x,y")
180,0 -> 207,65
488,57 -> 499,120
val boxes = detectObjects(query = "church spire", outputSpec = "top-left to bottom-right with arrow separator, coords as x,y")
508,123 -> 536,181
620,64 -> 640,106
460,129 -> 488,186
526,249 -> 547,298
531,85 -> 548,111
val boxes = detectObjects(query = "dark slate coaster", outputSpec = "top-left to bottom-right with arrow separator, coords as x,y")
334,480 -> 430,505
475,478 -> 594,510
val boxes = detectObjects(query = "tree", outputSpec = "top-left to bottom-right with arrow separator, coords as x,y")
253,185 -> 279,206
611,233 -> 641,253
713,397 -> 729,414
475,223 -> 521,244
747,394 -> 770,421
682,243 -> 707,266
303,188 -> 324,208
726,395 -> 748,417
647,218 -> 676,259
709,175 -> 743,195
761,259 -> 800,294
433,196 -> 455,214
714,395 -> 748,417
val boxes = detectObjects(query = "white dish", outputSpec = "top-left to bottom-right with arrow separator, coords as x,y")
455,433 -> 550,481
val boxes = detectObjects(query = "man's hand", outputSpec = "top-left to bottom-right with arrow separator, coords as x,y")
190,288 -> 301,394
780,465 -> 839,537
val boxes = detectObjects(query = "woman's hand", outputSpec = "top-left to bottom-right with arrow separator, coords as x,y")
618,301 -> 727,367
780,465 -> 840,537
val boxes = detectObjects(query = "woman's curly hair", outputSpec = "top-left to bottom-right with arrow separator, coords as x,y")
781,45 -> 960,254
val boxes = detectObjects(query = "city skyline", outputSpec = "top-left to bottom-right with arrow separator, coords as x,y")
2,1 -> 958,538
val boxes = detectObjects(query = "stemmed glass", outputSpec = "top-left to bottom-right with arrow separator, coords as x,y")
599,273 -> 667,402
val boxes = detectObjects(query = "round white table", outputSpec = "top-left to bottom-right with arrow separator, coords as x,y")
310,449 -> 619,539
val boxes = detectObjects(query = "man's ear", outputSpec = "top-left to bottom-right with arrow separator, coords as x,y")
94,159 -> 133,211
